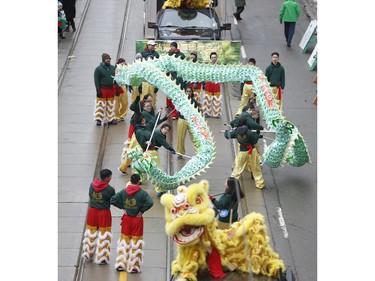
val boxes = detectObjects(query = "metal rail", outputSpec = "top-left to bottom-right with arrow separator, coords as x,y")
69,1 -> 132,281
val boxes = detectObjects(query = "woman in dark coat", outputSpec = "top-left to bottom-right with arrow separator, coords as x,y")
61,0 -> 76,31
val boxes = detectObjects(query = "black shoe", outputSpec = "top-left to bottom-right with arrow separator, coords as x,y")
287,43 -> 291,47
73,27 -> 76,32
59,35 -> 66,39
118,167 -> 128,176
233,13 -> 242,20
109,120 -> 117,125
96,120 -> 101,126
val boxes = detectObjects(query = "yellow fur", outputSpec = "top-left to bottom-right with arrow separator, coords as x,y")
160,180 -> 285,280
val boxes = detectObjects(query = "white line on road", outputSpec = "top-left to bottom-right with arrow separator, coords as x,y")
241,45 -> 247,59
277,207 -> 289,238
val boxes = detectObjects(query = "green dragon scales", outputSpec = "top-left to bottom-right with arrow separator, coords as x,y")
114,55 -> 311,190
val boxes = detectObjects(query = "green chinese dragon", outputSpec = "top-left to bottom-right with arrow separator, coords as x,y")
114,55 -> 311,190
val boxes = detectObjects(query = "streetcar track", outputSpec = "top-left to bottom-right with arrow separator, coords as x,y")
67,0 -> 132,281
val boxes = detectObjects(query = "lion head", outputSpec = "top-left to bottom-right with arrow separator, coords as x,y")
160,180 -> 215,246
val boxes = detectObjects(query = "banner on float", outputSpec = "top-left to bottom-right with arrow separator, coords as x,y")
299,20 -> 317,52
136,40 -> 242,64
307,43 -> 317,70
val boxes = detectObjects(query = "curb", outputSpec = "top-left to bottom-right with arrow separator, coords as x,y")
298,0 -> 317,21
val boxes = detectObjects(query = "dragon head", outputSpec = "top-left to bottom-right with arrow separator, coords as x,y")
160,180 -> 215,246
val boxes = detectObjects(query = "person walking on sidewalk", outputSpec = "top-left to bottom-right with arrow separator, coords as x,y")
61,0 -> 76,32
279,0 -> 301,47
94,53 -> 119,126
233,0 -> 246,21
265,52 -> 285,111
111,173 -> 154,273
81,169 -> 116,264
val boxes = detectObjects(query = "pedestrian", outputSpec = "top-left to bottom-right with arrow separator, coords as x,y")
224,118 -> 266,189
94,53 -> 119,126
141,40 -> 160,107
233,0 -> 246,21
58,1 -> 67,39
202,52 -> 222,118
236,57 -> 256,116
111,173 -> 154,272
176,87 -> 199,159
166,41 -> 186,119
81,169 -> 116,264
114,58 -> 129,122
210,177 -> 245,229
265,52 -> 285,111
279,0 -> 301,47
61,0 -> 76,32
189,51 -> 203,111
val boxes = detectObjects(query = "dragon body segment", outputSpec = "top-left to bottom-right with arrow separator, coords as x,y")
114,55 -> 311,190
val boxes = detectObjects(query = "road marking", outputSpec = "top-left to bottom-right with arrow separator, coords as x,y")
277,207 -> 289,238
119,271 -> 127,281
240,45 -> 247,59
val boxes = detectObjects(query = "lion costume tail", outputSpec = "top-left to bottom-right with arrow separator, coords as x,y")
219,212 -> 285,277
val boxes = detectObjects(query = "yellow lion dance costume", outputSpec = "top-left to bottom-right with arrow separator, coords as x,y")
163,0 -> 211,9
160,180 -> 285,281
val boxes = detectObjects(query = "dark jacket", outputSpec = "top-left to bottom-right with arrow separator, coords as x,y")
135,126 -> 154,150
224,126 -> 259,152
153,129 -> 174,152
230,112 -> 264,131
265,62 -> 285,89
61,0 -> 76,19
94,62 -> 117,90
235,0 -> 246,7
141,47 -> 160,59
88,179 -> 116,209
212,193 -> 240,223
111,185 -> 153,216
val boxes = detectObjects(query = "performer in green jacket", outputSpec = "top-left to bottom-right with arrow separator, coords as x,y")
210,177 -> 245,229
265,52 -> 286,111
81,169 -> 116,264
111,173 -> 154,273
93,53 -> 119,126
224,118 -> 266,189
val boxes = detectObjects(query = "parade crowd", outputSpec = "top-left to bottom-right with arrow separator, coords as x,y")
86,39 -> 287,273
79,0 -> 302,276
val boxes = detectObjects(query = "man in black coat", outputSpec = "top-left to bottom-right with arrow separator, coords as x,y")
61,0 -> 76,31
